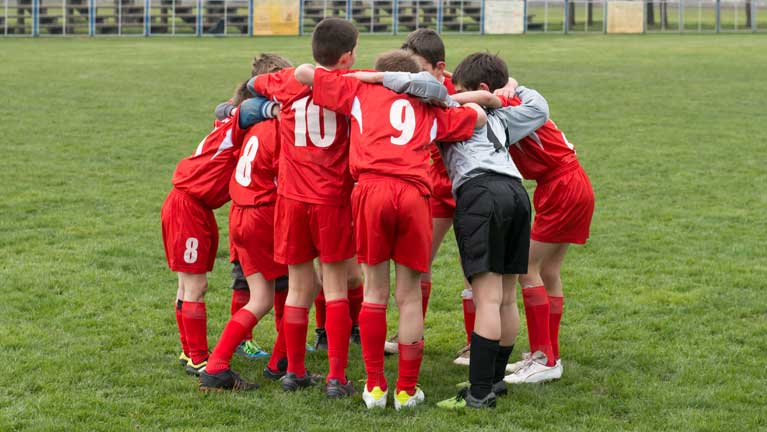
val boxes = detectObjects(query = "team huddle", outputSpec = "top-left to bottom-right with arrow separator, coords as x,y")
161,18 -> 594,410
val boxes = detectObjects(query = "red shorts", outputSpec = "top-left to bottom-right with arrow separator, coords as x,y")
273,196 -> 354,265
229,204 -> 288,281
429,163 -> 456,218
352,180 -> 432,273
532,165 -> 594,245
161,188 -> 218,273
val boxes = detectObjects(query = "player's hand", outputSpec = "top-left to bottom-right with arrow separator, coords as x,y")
442,70 -> 453,78
494,77 -> 519,99
344,71 -> 384,83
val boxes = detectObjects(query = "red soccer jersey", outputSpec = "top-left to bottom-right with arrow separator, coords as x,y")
251,68 -> 353,206
312,68 -> 478,195
228,114 -> 281,207
171,115 -> 241,209
429,75 -> 458,178
499,95 -> 579,182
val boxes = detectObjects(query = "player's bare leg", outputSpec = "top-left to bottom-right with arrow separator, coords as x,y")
393,263 -> 426,410
281,260 -> 322,391
347,260 -> 364,344
508,241 -> 569,383
179,272 -> 209,375
320,258 -> 355,398
200,274 -> 273,392
359,261 -> 391,408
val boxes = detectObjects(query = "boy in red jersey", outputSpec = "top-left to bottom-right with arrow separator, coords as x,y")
197,55 -> 292,391
246,17 -> 358,398
448,53 -> 595,384
161,89 -> 276,376
295,49 -> 486,409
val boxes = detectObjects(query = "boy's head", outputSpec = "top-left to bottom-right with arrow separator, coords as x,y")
452,52 -> 509,93
374,50 -> 421,73
401,28 -> 446,79
312,18 -> 359,69
251,53 -> 292,76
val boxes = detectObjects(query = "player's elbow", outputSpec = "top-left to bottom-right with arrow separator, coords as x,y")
294,64 -> 315,86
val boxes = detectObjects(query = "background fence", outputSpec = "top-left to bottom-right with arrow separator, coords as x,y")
1,0 -> 765,35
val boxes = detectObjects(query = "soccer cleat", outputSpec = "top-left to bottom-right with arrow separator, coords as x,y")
383,333 -> 399,355
349,325 -> 361,345
305,343 -> 316,353
235,340 -> 270,360
185,359 -> 208,376
453,345 -> 471,366
325,378 -> 356,399
199,369 -> 259,392
263,357 -> 288,380
505,352 -> 532,373
456,380 -> 508,397
362,385 -> 388,409
178,352 -> 191,367
504,351 -> 562,384
394,387 -> 425,410
280,371 -> 322,392
437,388 -> 496,410
313,328 -> 328,351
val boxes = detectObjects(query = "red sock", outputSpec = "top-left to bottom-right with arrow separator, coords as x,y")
268,317 -> 287,372
522,286 -> 555,366
206,309 -> 258,374
181,301 -> 208,364
549,295 -> 564,361
273,289 -> 288,332
175,300 -> 189,356
396,340 -> 424,395
231,289 -> 251,341
325,298 -> 352,382
420,280 -> 432,318
348,284 -> 364,326
283,305 -> 309,377
462,292 -> 476,346
359,302 -> 388,391
314,289 -> 326,329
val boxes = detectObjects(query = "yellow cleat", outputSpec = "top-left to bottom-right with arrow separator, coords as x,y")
362,385 -> 388,409
394,387 -> 425,410
178,352 -> 191,367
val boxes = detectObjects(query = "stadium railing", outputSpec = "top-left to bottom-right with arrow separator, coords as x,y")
1,0 -> 763,36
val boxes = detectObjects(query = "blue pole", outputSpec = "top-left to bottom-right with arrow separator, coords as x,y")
144,0 -> 149,36
346,0 -> 351,19
32,0 -> 38,36
393,0 -> 398,34
247,0 -> 252,36
196,0 -> 202,36
89,0 -> 95,36
563,0 -> 568,33
523,0 -> 528,33
480,0 -> 485,34
436,0 -> 442,33
715,0 -> 720,32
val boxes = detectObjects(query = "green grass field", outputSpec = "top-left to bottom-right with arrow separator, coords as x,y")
1,34 -> 766,431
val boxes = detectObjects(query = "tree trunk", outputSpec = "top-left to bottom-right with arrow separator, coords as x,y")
745,0 -> 752,27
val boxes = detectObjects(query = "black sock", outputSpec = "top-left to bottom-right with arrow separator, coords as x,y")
469,332 -> 500,399
177,299 -> 183,310
495,344 -> 514,383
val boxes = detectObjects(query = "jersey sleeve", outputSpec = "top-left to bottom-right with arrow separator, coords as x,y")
312,68 -> 359,116
433,106 -> 479,143
494,86 -> 550,144
249,68 -> 293,102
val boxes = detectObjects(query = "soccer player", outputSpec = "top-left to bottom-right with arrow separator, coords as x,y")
246,17 -> 358,398
198,55 -> 292,391
313,263 -> 365,349
161,86 -> 274,376
297,49 -> 486,409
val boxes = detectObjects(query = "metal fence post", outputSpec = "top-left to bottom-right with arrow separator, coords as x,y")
346,0 -> 350,19
751,0 -> 757,31
88,0 -> 94,35
524,0 -> 528,33
32,0 -> 39,36
715,0 -> 720,31
642,0 -> 646,32
196,0 -> 201,36
679,0 -> 684,32
298,0 -> 303,35
144,0 -> 150,36
437,0 -> 443,33
247,0 -> 252,36
603,0 -> 608,33
480,0 -> 485,34
393,0 -> 398,34
564,0 -> 569,32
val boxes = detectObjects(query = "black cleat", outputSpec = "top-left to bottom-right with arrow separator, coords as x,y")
185,359 -> 208,376
199,369 -> 259,392
437,387 -> 497,410
349,325 -> 361,345
263,358 -> 288,381
325,378 -> 356,399
314,328 -> 328,351
493,380 -> 508,397
280,371 -> 322,392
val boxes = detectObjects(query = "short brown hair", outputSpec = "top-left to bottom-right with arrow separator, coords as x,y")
251,53 -> 292,77
312,18 -> 358,67
452,52 -> 509,92
401,28 -> 445,67
374,50 -> 421,73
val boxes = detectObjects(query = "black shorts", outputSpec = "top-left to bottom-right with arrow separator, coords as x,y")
231,261 -> 289,292
453,173 -> 531,281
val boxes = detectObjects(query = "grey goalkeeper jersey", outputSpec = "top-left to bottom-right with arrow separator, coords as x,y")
383,72 -> 549,195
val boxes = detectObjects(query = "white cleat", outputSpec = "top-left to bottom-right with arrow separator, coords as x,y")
453,345 -> 471,366
362,385 -> 388,409
504,351 -> 562,384
384,333 -> 399,355
394,387 -> 425,410
505,352 -> 532,373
